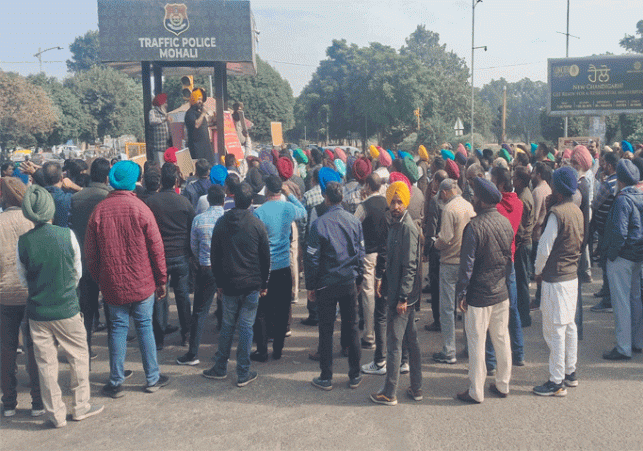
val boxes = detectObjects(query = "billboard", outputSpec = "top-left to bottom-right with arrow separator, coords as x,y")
547,54 -> 643,116
98,0 -> 256,65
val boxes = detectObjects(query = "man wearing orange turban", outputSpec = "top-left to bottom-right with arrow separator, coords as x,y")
370,180 -> 422,406
185,88 -> 214,163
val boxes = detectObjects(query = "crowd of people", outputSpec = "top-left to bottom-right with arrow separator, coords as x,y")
0,138 -> 642,427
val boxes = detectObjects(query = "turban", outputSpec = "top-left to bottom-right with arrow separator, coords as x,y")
293,148 -> 308,165
455,152 -> 467,166
545,152 -> 556,162
388,172 -> 412,192
473,177 -> 502,205
22,185 -> 55,224
398,151 -> 411,161
571,145 -> 592,172
164,147 -> 178,164
445,159 -> 460,180
276,157 -> 294,181
622,140 -> 634,154
531,143 -> 538,155
441,149 -> 455,161
616,159 -> 640,186
516,146 -> 526,155
334,147 -> 347,164
259,150 -> 272,163
552,167 -> 578,196
499,148 -> 512,163
265,175 -> 283,194
12,167 -> 29,185
1,177 -> 27,208
386,181 -> 411,207
189,89 -> 203,105
369,145 -> 380,159
109,160 -> 140,191
352,157 -> 372,182
475,148 -> 484,159
334,159 -> 346,178
465,143 -> 471,151
259,161 -> 278,178
271,149 -> 280,163
298,163 -> 307,180
387,150 -> 396,161
318,167 -> 341,193
346,155 -> 357,176
324,149 -> 334,161
562,148 -> 572,160
379,150 -> 392,167
210,165 -> 228,186
400,156 -> 419,184
418,145 -> 429,162
483,148 -> 494,160
152,93 -> 167,107
457,143 -> 467,156
501,143 -> 513,156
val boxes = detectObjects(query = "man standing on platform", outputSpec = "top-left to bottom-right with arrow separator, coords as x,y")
149,93 -> 173,164
184,89 -> 214,164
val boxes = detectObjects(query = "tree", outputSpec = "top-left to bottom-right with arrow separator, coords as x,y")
0,71 -> 58,150
67,30 -> 101,73
620,20 -> 643,53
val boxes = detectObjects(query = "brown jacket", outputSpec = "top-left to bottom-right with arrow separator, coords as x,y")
541,201 -> 584,283
434,195 -> 475,265
0,208 -> 34,306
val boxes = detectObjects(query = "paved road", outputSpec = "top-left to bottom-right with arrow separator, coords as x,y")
2,269 -> 642,450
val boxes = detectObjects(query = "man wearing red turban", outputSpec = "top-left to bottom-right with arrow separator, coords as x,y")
149,93 -> 173,164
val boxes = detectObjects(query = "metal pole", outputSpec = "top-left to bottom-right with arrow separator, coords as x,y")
214,62 -> 226,159
502,85 -> 507,143
141,62 -> 153,162
564,0 -> 569,138
38,48 -> 42,73
471,0 -> 475,147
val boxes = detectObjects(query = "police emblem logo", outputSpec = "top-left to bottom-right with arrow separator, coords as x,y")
164,3 -> 189,36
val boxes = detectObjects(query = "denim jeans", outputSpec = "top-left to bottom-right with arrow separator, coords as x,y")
213,291 -> 260,379
514,243 -> 532,327
607,257 -> 643,357
165,255 -> 192,338
439,263 -> 459,358
486,264 -> 524,368
317,283 -> 361,381
107,295 -> 159,386
188,266 -> 217,357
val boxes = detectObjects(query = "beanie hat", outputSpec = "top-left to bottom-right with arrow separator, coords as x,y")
369,145 -> 380,159
400,156 -> 419,183
473,177 -> 502,205
109,160 -> 140,191
379,150 -> 392,167
22,185 -> 55,224
276,157 -> 294,181
386,181 -> 411,207
352,157 -> 372,182
164,147 -> 178,164
418,145 -> 429,161
388,172 -> 412,192
616,159 -> 640,186
445,158 -> 460,180
465,143 -> 471,151
265,175 -> 283,194
210,165 -> 228,186
334,147 -> 347,164
152,93 -> 167,107
318,167 -> 341,194
1,177 -> 27,208
571,145 -> 593,171
455,152 -> 467,166
334,159 -> 347,178
441,149 -> 455,161
293,148 -> 308,165
552,167 -> 578,196
545,152 -> 556,162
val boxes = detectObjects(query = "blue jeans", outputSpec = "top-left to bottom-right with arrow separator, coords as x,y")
486,264 -> 524,368
165,255 -> 192,338
213,291 -> 260,379
107,295 -> 159,386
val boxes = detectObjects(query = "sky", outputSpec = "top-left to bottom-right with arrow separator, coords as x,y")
1,0 -> 640,95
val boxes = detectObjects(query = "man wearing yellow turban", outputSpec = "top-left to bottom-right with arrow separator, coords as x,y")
369,145 -> 380,159
370,181 -> 422,406
184,88 -> 214,163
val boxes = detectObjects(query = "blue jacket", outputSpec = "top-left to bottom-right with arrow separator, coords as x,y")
44,186 -> 72,228
602,186 -> 643,262
305,204 -> 365,291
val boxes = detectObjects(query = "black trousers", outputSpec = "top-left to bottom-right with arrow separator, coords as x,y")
79,271 -> 100,357
317,283 -> 361,380
254,267 -> 292,354
428,248 -> 441,323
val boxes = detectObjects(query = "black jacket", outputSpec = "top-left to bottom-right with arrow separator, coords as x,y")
146,189 -> 195,259
211,208 -> 270,296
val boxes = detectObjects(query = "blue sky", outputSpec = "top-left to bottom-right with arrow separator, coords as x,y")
1,0 -> 640,95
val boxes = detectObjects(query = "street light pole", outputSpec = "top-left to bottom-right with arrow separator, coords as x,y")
564,0 -> 570,137
471,0 -> 482,148
33,46 -> 63,74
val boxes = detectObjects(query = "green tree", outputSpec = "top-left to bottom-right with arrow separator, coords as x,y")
620,19 -> 643,53
67,30 -> 101,73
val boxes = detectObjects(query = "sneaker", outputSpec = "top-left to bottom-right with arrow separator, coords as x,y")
285,330 -> 292,337
400,362 -> 410,374
406,387 -> 423,401
72,404 -> 104,421
145,374 -> 170,393
513,359 -> 525,367
250,351 -> 269,362
272,349 -> 282,360
432,352 -> 456,364
176,353 -> 200,366
3,407 -> 16,417
300,318 -> 318,326
579,274 -> 593,284
564,372 -> 578,387
602,347 -> 631,361
424,322 -> 441,332
487,368 -> 497,377
31,408 -> 46,417
370,392 -> 397,406
237,371 -> 258,387
361,340 -> 376,350
529,300 -> 540,311
348,375 -> 363,389
46,419 -> 67,428
102,383 -> 125,399
311,377 -> 333,391
126,334 -> 136,343
202,367 -> 227,380
593,287 -> 609,298
590,301 -> 613,313
124,370 -> 133,380
164,325 -> 179,335
361,361 -> 386,375
533,380 -> 567,397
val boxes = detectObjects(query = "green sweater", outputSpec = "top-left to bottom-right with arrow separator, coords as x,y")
18,223 -> 80,321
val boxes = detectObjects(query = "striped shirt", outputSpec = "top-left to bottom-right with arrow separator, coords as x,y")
190,206 -> 225,266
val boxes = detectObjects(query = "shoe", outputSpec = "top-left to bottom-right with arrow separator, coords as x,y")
633,346 -> 642,354
456,390 -> 481,404
177,353 -> 200,366
300,318 -> 318,326
46,419 -> 67,428
237,371 -> 258,387
432,352 -> 456,364
370,392 -> 397,406
72,404 -> 104,421
361,361 -> 387,375
400,362 -> 410,374
406,387 -> 423,401
3,407 -> 16,417
424,322 -> 441,332
31,408 -> 46,417
311,377 -> 332,391
308,351 -> 320,361
250,351 -> 269,362
126,334 -> 136,343
93,322 -> 107,332
16,347 -> 24,355
145,374 -> 170,393
90,351 -> 98,360
487,368 -> 497,377
285,330 -> 292,337
272,349 -> 282,360
602,347 -> 631,360
156,343 -> 164,351
489,383 -> 508,398
102,383 -> 125,399
564,372 -> 578,387
593,287 -> 609,298
202,367 -> 226,380
341,347 -> 349,358
579,274 -> 593,284
164,325 -> 179,335
124,370 -> 133,380
361,340 -> 376,350
513,359 -> 525,367
349,375 -> 363,389
590,301 -> 613,313
533,380 -> 567,397
529,301 -> 540,311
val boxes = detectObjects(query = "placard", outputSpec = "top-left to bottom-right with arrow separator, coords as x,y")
271,122 -> 283,147
130,154 -> 147,172
175,148 -> 196,176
